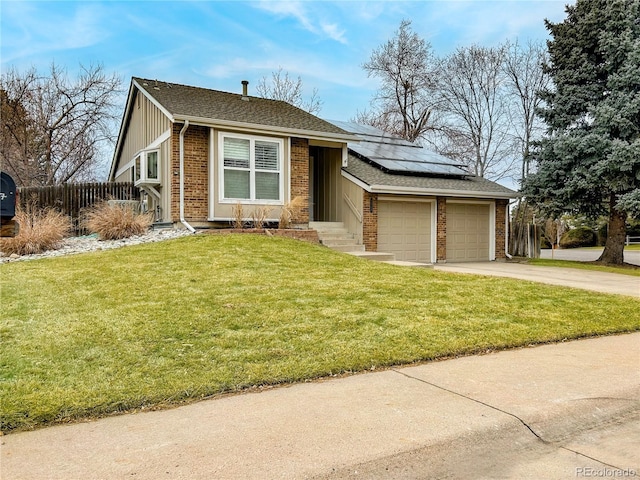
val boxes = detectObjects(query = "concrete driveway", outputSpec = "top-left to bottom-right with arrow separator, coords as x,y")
433,261 -> 640,297
2,333 -> 638,479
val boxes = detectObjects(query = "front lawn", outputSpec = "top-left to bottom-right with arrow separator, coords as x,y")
2,234 -> 639,432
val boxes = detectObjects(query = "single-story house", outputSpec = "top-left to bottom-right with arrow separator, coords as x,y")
109,77 -> 517,262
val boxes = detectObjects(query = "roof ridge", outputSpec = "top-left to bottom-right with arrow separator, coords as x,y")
132,76 -> 295,107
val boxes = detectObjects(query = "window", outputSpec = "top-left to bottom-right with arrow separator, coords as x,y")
133,149 -> 160,186
220,133 -> 282,202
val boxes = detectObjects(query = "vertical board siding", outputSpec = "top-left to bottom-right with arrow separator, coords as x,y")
119,92 -> 171,171
18,183 -> 140,236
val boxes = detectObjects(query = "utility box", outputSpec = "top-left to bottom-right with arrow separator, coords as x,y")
1,171 -> 19,238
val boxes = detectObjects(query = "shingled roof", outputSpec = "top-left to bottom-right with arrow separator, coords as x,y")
133,77 -> 352,138
343,155 -> 517,199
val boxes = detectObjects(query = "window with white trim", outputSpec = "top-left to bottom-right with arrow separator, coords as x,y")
133,149 -> 160,186
220,133 -> 283,202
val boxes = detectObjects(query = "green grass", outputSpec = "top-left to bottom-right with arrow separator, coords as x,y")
2,234 -> 639,433
529,258 -> 640,276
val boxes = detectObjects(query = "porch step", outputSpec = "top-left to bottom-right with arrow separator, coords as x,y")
311,221 -> 365,254
309,221 -> 346,232
328,244 -> 366,253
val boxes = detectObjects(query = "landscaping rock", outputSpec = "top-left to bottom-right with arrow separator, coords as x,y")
0,228 -> 193,263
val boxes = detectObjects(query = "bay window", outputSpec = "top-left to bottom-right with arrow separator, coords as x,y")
133,149 -> 160,186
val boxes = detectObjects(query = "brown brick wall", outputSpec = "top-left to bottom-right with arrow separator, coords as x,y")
495,199 -> 508,260
290,137 -> 309,224
363,192 -> 378,251
436,197 -> 447,262
171,123 -> 209,222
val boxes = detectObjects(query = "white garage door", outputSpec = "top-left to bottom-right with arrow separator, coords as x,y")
446,203 -> 490,262
378,201 -> 431,262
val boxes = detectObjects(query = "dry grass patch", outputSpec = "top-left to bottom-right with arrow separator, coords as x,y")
0,206 -> 71,255
83,202 -> 153,240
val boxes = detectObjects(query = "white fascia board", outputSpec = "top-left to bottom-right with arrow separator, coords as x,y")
133,79 -> 175,122
341,171 -> 371,192
109,80 -> 175,181
341,171 -> 517,199
370,184 -> 517,199
174,115 -> 358,143
109,82 -> 137,180
115,129 -> 172,179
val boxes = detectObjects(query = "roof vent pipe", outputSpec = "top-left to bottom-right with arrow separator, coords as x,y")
241,80 -> 249,100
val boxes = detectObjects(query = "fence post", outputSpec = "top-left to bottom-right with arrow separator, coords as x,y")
626,235 -> 630,246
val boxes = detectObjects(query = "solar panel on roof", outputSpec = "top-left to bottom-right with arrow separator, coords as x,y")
326,120 -> 469,177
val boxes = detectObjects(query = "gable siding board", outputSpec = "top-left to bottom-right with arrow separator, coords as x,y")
117,92 -> 171,173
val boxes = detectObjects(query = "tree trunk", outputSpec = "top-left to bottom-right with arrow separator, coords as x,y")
597,195 -> 626,265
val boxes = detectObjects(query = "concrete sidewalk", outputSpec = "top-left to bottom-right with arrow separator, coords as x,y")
2,333 -> 639,479
433,262 -> 640,297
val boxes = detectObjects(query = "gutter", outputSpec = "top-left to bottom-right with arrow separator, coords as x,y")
179,120 -> 196,233
341,170 -> 518,200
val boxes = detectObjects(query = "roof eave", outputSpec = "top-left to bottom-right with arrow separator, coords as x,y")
173,115 -> 359,143
109,79 -> 175,181
341,171 -> 519,199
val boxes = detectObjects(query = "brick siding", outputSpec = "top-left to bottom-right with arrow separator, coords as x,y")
171,123 -> 209,222
290,137 -> 310,224
495,199 -> 508,260
363,191 -> 378,251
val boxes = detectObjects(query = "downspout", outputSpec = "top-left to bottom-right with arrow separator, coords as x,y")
179,120 -> 196,233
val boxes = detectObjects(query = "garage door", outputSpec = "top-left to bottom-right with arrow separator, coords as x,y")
378,201 -> 431,262
446,203 -> 490,262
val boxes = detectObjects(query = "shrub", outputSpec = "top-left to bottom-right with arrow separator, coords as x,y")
231,202 -> 245,229
279,196 -> 305,229
0,206 -> 71,255
250,206 -> 272,229
83,202 -> 153,240
559,227 -> 597,249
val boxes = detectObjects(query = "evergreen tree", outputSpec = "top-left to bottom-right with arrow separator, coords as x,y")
524,0 -> 640,264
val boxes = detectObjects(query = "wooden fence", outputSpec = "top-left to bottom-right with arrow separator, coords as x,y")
18,182 -> 140,235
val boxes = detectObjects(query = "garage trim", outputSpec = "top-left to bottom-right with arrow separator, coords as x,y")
447,199 -> 496,261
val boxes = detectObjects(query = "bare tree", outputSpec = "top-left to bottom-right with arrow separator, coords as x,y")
435,45 -> 514,180
256,67 -> 322,115
362,20 -> 440,142
1,63 -> 122,186
502,39 -> 550,183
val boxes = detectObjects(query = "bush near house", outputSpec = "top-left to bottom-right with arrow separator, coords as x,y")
0,206 -> 71,255
83,202 -> 154,240
559,227 -> 597,249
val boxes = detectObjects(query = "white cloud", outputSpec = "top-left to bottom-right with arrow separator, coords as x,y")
1,2 -> 110,64
252,0 -> 348,44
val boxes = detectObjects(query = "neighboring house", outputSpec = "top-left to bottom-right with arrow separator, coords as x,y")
110,77 -> 517,262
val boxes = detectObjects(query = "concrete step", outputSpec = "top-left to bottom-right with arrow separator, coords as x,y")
309,221 -> 347,233
321,238 -> 358,246
346,251 -> 396,262
326,244 -> 366,253
319,232 -> 355,241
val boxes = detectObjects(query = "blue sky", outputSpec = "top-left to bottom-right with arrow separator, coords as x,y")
1,0 -> 571,121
